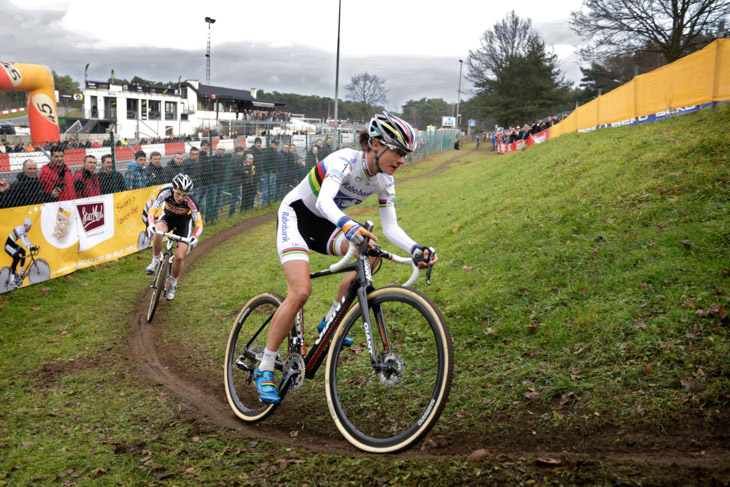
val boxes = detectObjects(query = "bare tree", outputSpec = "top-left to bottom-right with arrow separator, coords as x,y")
570,0 -> 730,63
465,11 -> 543,86
345,73 -> 388,121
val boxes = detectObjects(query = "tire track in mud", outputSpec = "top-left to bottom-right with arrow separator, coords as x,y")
126,155 -> 472,456
126,151 -> 730,472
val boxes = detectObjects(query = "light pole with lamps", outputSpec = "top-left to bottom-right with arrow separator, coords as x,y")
455,59 -> 463,135
177,75 -> 182,136
205,16 -> 216,133
333,0 -> 342,145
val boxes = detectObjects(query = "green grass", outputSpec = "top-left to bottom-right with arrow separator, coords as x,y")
1,106 -> 729,485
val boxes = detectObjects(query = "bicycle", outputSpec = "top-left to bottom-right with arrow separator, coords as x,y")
146,230 -> 191,322
224,221 -> 453,453
0,246 -> 50,294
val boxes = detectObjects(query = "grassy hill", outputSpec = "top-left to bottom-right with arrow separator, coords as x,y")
1,106 -> 728,485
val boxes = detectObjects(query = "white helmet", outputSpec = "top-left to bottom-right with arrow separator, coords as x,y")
24,217 -> 32,228
172,173 -> 194,192
368,111 -> 417,154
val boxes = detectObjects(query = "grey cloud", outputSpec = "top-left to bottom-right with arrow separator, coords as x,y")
2,0 -> 580,112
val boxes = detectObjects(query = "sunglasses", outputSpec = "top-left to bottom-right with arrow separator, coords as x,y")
387,145 -> 409,158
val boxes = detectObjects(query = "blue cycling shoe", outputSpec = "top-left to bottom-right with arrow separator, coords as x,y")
318,318 -> 353,347
254,368 -> 281,404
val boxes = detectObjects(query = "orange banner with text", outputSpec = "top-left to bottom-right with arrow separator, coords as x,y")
0,186 -> 162,293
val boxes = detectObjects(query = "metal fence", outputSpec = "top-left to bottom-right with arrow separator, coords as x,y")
0,128 -> 457,216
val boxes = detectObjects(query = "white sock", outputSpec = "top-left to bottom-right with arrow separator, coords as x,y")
151,254 -> 161,263
169,277 -> 178,286
259,347 -> 278,372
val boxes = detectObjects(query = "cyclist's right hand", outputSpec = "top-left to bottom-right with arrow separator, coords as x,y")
342,220 -> 377,246
30,245 -> 39,251
147,225 -> 157,238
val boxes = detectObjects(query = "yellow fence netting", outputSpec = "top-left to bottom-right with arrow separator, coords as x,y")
551,38 -> 730,138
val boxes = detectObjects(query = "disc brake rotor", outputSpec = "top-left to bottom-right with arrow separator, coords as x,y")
378,352 -> 404,386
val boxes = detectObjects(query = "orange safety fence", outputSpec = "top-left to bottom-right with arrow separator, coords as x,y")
552,38 -> 730,138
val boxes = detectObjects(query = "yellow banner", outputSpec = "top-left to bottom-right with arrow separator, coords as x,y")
0,186 -> 163,293
551,38 -> 730,138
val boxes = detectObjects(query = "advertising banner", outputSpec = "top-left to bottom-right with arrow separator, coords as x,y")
0,186 -> 161,293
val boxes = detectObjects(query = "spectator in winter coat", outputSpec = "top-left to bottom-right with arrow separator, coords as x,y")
125,150 -> 151,189
1,159 -> 53,208
98,154 -> 126,194
73,155 -> 101,198
40,146 -> 76,201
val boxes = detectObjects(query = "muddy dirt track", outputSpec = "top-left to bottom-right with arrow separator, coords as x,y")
126,152 -> 730,483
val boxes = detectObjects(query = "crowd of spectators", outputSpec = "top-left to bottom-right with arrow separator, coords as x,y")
492,114 -> 567,149
0,134 -> 196,154
241,110 -> 291,122
0,134 -> 345,223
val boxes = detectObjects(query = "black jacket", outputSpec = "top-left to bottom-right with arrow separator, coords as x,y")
1,173 -> 53,208
98,171 -> 127,194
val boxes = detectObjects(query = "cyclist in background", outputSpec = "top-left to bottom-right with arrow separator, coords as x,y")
145,174 -> 203,300
5,217 -> 38,287
254,112 -> 437,403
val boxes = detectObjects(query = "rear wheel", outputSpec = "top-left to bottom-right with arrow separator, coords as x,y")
0,267 -> 13,293
325,286 -> 453,453
146,257 -> 168,322
224,292 -> 293,422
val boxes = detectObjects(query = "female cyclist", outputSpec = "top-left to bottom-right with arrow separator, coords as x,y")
146,173 -> 203,300
255,112 -> 437,403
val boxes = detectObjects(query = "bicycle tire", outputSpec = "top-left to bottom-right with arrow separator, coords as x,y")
0,267 -> 12,294
146,257 -> 168,322
28,259 -> 51,284
224,291 -> 291,422
325,286 -> 453,453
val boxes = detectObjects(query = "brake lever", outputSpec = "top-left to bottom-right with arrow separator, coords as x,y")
426,261 -> 433,286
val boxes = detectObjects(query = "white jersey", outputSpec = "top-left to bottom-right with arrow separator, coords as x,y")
8,225 -> 32,248
282,148 -> 417,255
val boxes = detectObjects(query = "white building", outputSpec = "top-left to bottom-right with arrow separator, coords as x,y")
81,79 -> 285,139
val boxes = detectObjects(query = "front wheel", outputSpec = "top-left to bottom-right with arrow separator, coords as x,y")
146,258 -> 168,322
28,259 -> 51,284
325,286 -> 454,453
224,292 -> 292,422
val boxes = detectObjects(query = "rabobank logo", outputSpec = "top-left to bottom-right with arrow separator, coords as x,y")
281,210 -> 290,242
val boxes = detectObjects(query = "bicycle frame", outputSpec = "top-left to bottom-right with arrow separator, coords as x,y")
246,221 -> 424,401
19,247 -> 42,280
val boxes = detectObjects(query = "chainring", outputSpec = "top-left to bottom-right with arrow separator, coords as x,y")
283,353 -> 306,391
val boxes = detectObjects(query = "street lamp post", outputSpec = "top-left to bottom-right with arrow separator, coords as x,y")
455,59 -> 463,135
333,0 -> 342,145
178,75 -> 182,136
205,16 -> 216,133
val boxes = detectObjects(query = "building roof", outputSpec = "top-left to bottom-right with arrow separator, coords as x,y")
193,83 -> 283,108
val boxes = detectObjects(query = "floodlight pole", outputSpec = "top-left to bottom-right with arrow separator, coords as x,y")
456,59 -> 463,134
205,16 -> 216,132
333,0 -> 342,144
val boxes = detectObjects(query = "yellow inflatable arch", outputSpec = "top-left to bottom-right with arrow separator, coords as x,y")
0,62 -> 60,143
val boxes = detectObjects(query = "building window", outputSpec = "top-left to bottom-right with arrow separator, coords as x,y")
165,101 -> 177,121
126,99 -> 138,119
149,100 -> 161,120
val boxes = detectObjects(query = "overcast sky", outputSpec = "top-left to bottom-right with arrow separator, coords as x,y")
4,0 -> 587,111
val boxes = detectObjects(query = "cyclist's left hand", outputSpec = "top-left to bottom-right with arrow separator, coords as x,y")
188,236 -> 199,248
413,246 -> 437,269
